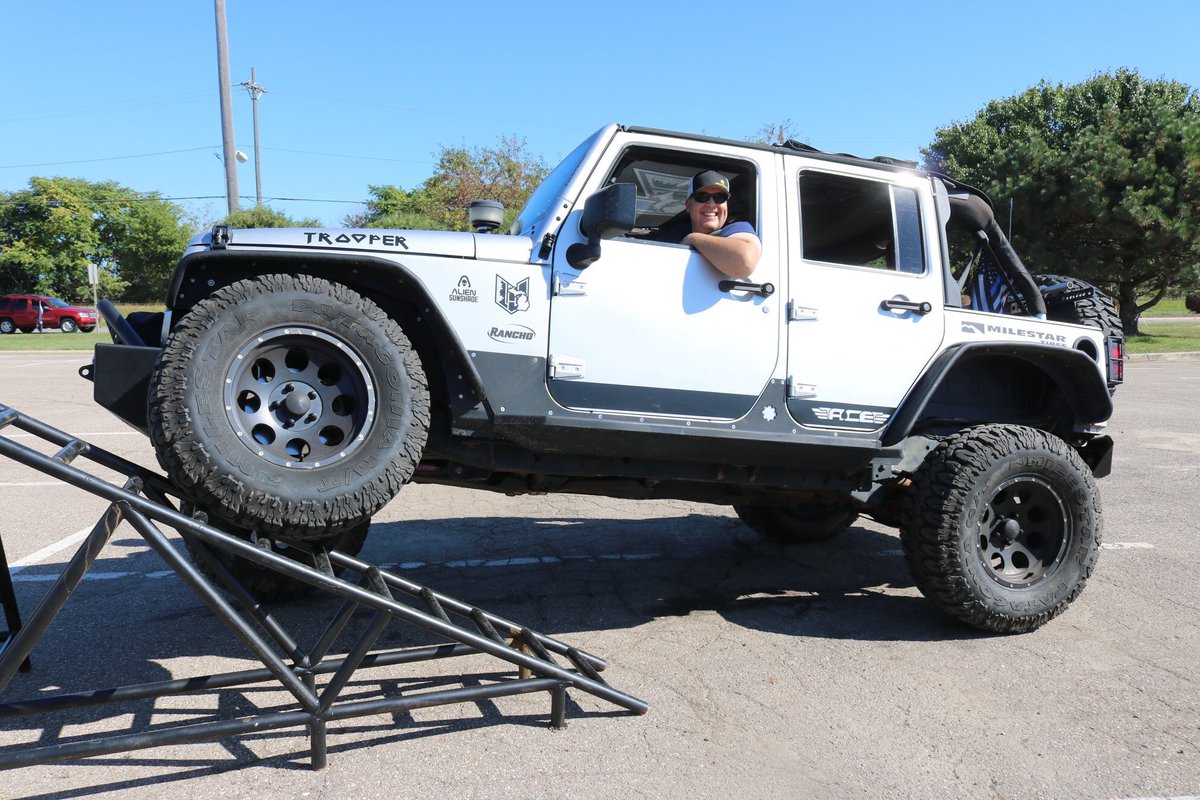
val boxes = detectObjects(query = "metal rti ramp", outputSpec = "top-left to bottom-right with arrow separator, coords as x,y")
0,402 -> 647,770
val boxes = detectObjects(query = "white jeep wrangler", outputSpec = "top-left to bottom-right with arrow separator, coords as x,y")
89,124 -> 1124,632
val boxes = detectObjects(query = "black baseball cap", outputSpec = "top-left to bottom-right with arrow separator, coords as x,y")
689,170 -> 731,196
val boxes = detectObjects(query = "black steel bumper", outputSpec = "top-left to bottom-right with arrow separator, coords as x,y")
80,343 -> 160,437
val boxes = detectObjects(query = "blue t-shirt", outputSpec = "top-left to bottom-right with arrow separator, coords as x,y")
648,219 -> 756,244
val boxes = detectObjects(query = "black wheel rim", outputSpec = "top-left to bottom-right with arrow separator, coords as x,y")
222,326 -> 376,469
977,475 -> 1069,588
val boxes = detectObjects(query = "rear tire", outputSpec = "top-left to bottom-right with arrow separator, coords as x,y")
149,275 -> 430,540
0,319 -> 14,334
901,424 -> 1101,633
733,503 -> 857,543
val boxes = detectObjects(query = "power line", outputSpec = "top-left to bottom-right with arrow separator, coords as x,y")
0,147 -> 218,170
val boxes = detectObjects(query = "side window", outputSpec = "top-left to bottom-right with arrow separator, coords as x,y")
798,172 -> 924,274
12,299 -> 28,312
0,298 -> 9,312
603,147 -> 759,237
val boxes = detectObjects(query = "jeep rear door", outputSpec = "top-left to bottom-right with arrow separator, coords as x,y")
546,134 -> 782,420
784,164 -> 946,433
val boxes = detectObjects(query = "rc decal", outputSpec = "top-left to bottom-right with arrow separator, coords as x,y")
495,275 -> 530,314
812,407 -> 891,425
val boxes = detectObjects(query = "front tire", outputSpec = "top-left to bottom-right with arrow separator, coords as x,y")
60,318 -> 79,333
183,504 -> 370,602
149,275 -> 430,540
901,425 -> 1102,633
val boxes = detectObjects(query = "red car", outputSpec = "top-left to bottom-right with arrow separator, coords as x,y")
0,294 -> 98,334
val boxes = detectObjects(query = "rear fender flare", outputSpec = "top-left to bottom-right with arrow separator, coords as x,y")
882,341 -> 1112,446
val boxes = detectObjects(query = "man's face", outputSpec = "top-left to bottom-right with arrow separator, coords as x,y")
686,186 -> 729,233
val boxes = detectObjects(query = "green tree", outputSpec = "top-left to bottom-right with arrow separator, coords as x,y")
219,205 -> 321,229
348,135 -> 550,232
923,69 -> 1200,334
0,177 -> 194,303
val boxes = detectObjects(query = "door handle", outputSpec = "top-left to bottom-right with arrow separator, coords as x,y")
880,296 -> 932,315
719,280 -> 775,298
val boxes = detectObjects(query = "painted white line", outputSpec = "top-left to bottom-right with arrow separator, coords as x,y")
0,481 -> 66,487
2,431 -> 141,439
1101,542 -> 1155,550
8,527 -> 93,573
10,552 -> 667,582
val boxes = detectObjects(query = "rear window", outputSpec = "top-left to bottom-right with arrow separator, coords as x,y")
0,298 -> 9,311
798,172 -> 925,274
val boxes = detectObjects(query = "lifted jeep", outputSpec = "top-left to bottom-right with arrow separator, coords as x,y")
87,124 -> 1124,631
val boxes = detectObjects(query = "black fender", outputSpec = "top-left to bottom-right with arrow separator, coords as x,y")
164,248 -> 490,422
882,341 -> 1113,446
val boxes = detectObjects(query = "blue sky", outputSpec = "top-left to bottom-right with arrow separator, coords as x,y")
3,1 -> 1196,229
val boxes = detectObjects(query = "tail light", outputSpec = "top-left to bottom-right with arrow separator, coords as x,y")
1107,337 -> 1125,385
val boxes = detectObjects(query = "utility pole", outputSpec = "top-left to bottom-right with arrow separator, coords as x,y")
239,67 -> 268,207
214,0 -> 239,214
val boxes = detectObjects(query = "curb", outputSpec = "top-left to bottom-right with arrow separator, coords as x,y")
1125,350 -> 1200,362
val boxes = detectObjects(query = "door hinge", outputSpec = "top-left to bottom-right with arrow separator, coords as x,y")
788,301 -> 818,321
553,275 -> 587,297
549,355 -> 585,379
787,377 -> 817,399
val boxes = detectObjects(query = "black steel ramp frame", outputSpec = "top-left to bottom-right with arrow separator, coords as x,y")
0,402 -> 647,770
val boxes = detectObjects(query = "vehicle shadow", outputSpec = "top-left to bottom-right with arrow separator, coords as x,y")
0,510 -> 977,783
3,511 -> 977,682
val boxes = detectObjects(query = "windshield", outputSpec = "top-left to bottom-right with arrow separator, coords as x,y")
43,297 -> 70,308
512,128 -> 608,237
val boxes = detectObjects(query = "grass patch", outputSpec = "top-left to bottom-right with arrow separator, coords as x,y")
1141,297 -> 1194,317
1126,322 -> 1200,354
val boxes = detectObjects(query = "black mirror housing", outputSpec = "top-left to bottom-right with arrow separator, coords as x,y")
567,183 -> 636,269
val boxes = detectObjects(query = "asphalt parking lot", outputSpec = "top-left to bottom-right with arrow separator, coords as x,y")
0,352 -> 1197,799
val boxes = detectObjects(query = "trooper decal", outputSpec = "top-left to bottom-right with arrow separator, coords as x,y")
495,275 -> 530,314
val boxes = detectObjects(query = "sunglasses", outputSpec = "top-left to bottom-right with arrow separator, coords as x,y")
690,191 -> 729,204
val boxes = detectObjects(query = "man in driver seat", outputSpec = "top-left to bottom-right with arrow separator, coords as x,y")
650,170 -> 762,278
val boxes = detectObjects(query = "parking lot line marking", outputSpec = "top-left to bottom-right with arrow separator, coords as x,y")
1101,542 -> 1155,549
0,481 -> 66,487
2,431 -> 140,439
9,551 -> 669,582
8,526 -> 92,573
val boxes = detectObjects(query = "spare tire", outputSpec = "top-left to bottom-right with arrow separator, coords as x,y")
1034,273 -> 1123,393
149,274 -> 429,540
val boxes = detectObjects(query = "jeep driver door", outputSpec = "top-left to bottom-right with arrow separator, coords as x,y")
546,139 -> 781,420
784,165 -> 946,433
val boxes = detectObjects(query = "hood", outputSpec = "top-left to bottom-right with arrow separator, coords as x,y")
189,226 -> 536,264
194,226 -> 478,258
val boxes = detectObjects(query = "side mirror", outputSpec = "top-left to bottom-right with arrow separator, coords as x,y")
566,183 -> 636,269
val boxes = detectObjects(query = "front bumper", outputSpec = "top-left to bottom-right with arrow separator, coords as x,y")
80,343 -> 160,436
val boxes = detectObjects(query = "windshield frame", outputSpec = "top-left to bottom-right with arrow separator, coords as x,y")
511,124 -> 617,246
